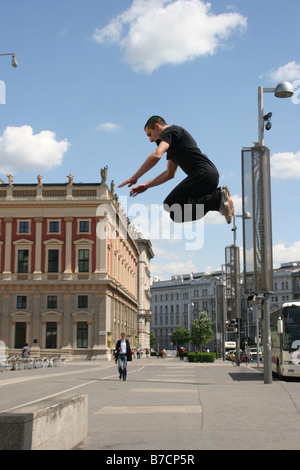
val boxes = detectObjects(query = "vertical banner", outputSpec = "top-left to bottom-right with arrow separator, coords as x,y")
251,146 -> 273,294
241,146 -> 273,295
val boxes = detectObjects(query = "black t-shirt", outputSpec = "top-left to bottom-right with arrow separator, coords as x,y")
157,125 -> 217,176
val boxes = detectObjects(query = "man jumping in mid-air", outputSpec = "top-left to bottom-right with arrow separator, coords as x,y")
119,116 -> 234,224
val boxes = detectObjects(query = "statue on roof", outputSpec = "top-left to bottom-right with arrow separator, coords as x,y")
67,174 -> 74,186
101,166 -> 108,184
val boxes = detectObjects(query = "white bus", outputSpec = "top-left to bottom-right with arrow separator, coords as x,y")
270,302 -> 300,379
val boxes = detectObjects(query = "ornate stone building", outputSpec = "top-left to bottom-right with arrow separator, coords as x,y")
136,237 -> 154,352
0,172 -> 153,359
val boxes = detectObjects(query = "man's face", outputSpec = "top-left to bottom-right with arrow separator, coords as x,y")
121,333 -> 125,340
145,123 -> 163,143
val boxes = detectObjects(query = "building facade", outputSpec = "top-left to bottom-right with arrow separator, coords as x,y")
150,272 -> 223,350
150,261 -> 300,351
136,238 -> 155,352
0,174 -> 153,359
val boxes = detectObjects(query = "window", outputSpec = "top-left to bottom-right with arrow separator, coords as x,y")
79,221 -> 89,233
19,221 -> 29,233
46,322 -> 57,349
48,249 -> 59,273
77,322 -> 88,348
17,296 -> 27,309
47,296 -> 57,309
78,295 -> 88,308
49,221 -> 60,233
18,250 -> 29,273
78,249 -> 89,272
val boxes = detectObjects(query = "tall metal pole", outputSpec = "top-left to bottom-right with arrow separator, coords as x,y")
258,88 -> 273,384
258,86 -> 264,147
254,83 -> 293,383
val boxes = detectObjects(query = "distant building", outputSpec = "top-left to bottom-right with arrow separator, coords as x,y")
150,261 -> 300,350
136,237 -> 155,352
150,271 -> 224,350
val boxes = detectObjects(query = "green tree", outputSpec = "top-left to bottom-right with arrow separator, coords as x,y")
150,331 -> 157,348
170,325 -> 191,349
190,312 -> 213,351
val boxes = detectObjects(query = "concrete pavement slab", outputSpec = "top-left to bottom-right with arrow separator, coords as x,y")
75,358 -> 300,451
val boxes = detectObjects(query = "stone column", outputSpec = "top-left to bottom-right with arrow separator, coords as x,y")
33,218 -> 43,280
31,293 -> 41,354
3,218 -> 13,281
1,294 -> 10,347
95,216 -> 107,278
62,293 -> 72,351
64,217 -> 73,280
92,292 -> 111,357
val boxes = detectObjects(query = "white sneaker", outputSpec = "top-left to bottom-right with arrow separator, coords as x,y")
220,186 -> 234,224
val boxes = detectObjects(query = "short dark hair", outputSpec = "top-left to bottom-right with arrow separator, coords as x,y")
144,116 -> 167,130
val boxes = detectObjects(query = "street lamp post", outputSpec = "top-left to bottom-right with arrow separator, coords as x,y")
258,82 -> 294,146
0,53 -> 18,68
257,81 -> 294,384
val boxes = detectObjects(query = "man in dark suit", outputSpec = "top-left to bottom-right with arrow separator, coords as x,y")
115,332 -> 132,381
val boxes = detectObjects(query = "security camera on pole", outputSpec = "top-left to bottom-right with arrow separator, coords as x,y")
255,82 -> 294,384
0,53 -> 18,68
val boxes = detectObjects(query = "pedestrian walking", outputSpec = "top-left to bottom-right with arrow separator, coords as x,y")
179,347 -> 185,361
22,343 -> 30,358
115,333 -> 132,381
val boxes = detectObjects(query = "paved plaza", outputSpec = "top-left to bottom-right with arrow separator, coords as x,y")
1,357 -> 300,451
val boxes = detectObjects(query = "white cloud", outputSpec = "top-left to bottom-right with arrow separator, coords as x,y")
151,258 -> 197,279
97,122 -> 122,132
0,125 -> 70,175
264,61 -> 300,83
271,151 -> 300,180
273,241 -> 300,268
93,0 -> 247,73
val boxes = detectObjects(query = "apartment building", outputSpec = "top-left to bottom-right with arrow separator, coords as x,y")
150,262 -> 300,350
150,271 -> 223,350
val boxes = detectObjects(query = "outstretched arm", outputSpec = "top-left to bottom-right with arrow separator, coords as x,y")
118,141 -> 170,189
130,160 -> 178,197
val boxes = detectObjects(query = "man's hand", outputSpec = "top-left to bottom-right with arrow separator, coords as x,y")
118,176 -> 138,188
130,183 -> 148,197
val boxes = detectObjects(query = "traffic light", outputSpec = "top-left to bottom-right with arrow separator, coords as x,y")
226,319 -> 238,333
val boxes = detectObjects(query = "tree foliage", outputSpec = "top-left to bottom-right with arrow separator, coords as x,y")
150,331 -> 157,347
190,311 -> 213,351
170,325 -> 191,347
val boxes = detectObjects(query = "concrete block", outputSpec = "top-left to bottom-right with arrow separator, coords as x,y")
0,394 -> 88,450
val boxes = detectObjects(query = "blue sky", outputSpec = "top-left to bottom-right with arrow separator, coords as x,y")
1,0 -> 300,279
